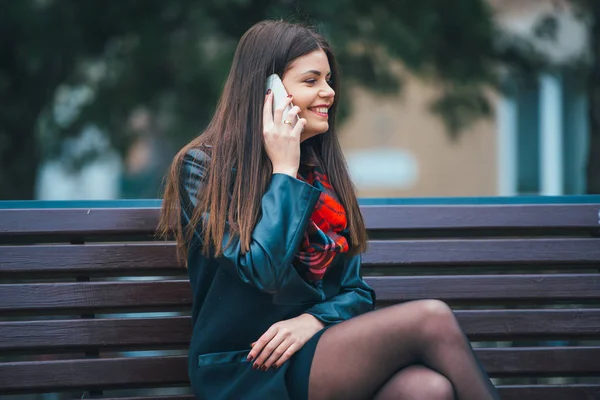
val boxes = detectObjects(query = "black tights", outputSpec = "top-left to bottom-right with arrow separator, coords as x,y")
308,300 -> 500,400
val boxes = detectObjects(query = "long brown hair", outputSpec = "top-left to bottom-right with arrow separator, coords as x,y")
158,20 -> 367,263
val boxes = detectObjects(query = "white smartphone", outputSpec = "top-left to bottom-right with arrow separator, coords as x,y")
265,74 -> 298,126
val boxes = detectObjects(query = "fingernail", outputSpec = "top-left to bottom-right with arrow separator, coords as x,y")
266,89 -> 271,95
261,366 -> 268,371
253,363 -> 259,370
247,355 -> 253,361
287,94 -> 293,98
273,365 -> 278,370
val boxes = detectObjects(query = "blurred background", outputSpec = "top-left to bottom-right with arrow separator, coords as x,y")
1,0 -> 598,201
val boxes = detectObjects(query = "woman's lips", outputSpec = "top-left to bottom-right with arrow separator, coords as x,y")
308,108 -> 328,118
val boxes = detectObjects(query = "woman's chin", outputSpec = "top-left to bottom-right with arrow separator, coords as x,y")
301,125 -> 329,142
306,122 -> 329,135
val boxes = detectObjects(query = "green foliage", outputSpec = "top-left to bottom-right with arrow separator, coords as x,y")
0,0 -> 593,198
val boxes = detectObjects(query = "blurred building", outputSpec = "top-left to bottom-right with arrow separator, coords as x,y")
340,0 -> 589,198
35,0 -> 590,200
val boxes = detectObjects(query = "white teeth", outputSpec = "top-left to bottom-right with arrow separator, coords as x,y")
311,107 -> 328,114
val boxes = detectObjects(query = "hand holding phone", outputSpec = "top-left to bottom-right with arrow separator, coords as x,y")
263,74 -> 306,177
265,74 -> 299,126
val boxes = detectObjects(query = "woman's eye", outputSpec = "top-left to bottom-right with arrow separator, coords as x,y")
304,78 -> 333,85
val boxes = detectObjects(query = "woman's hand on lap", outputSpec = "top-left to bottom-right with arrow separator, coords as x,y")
248,313 -> 325,371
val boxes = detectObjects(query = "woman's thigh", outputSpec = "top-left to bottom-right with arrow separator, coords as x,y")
308,300 -> 450,400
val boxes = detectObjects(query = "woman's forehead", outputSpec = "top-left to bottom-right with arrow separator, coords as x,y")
287,50 -> 331,75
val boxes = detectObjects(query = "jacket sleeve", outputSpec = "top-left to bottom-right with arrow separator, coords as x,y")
179,148 -> 325,302
304,254 -> 375,326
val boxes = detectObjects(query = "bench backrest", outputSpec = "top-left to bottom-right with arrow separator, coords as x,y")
1,202 -> 599,399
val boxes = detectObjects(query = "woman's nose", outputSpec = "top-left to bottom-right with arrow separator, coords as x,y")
320,86 -> 335,98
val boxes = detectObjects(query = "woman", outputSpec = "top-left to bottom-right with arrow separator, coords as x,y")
159,20 -> 500,400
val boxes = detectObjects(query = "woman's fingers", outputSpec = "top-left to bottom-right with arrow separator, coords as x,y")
247,327 -> 277,363
252,331 -> 287,370
291,117 -> 307,136
263,341 -> 300,370
273,342 -> 302,370
272,95 -> 295,127
283,105 -> 301,128
262,93 -> 301,176
262,91 -> 274,130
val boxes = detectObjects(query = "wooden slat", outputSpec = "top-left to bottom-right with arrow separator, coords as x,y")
2,309 -> 599,352
104,397 -> 193,400
0,356 -> 188,394
1,348 -> 599,393
3,237 -> 600,276
0,317 -> 192,351
0,208 -> 160,237
497,384 -> 600,400
1,275 -> 599,314
454,309 -> 600,340
0,281 -> 192,315
369,274 -> 600,302
1,203 -> 599,238
478,347 -> 600,377
361,203 -> 600,230
106,387 -> 600,400
101,387 -> 600,400
364,238 -> 600,266
0,243 -> 184,275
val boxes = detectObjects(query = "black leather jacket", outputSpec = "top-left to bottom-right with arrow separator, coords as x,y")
180,148 -> 374,400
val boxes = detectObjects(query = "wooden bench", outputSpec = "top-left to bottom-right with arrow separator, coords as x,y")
1,199 -> 600,399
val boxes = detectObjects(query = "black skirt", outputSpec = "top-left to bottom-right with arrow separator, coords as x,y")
285,327 -> 329,400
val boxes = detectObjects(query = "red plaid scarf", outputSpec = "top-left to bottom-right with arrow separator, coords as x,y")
294,166 -> 350,281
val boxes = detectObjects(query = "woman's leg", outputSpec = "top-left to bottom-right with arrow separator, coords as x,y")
373,365 -> 454,400
308,300 -> 499,400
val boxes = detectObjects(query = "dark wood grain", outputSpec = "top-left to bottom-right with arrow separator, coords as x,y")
454,309 -> 600,340
2,275 -> 599,314
497,384 -> 600,400
369,274 -> 600,302
0,208 -> 160,237
2,348 -> 599,393
19,386 -> 600,400
0,243 -> 184,274
2,202 -> 599,397
98,386 -> 600,400
103,387 -> 600,400
364,238 -> 600,266
478,347 -> 600,377
360,204 -> 600,230
0,317 -> 192,351
2,203 -> 599,237
2,309 -> 599,352
103,397 -> 194,400
0,281 -> 192,314
3,238 -> 599,276
0,355 -> 188,393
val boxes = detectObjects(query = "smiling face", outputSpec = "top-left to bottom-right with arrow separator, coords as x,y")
281,49 -> 335,142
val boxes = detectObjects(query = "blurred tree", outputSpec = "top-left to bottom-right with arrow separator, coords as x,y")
0,0 -> 597,199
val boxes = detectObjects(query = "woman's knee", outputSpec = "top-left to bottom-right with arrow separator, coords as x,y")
425,371 -> 455,400
381,365 -> 454,400
416,300 -> 463,342
424,371 -> 454,400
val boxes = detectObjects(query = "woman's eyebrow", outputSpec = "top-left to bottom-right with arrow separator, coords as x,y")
301,69 -> 332,76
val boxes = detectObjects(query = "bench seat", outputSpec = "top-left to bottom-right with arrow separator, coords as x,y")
1,200 -> 599,399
